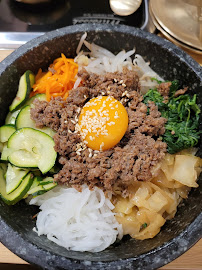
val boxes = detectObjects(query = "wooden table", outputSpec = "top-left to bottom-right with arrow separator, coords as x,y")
0,49 -> 201,270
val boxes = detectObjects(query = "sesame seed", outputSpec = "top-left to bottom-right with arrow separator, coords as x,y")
74,115 -> 78,122
100,142 -> 104,151
122,83 -> 126,87
71,120 -> 76,124
77,107 -> 81,113
114,78 -> 117,82
122,91 -> 128,97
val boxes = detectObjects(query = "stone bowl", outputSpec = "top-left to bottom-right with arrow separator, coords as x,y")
0,24 -> 201,270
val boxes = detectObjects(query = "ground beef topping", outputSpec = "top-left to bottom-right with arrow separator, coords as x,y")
157,81 -> 188,102
31,69 -> 167,195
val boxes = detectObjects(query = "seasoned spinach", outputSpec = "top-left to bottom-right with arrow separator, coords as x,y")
143,83 -> 201,154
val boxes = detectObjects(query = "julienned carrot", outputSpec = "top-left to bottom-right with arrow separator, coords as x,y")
31,53 -> 79,101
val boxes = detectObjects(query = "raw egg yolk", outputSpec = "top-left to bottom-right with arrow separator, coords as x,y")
78,96 -> 128,151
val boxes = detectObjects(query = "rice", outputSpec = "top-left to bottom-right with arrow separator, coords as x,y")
30,185 -> 123,252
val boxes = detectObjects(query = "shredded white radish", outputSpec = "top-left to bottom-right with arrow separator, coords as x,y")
73,77 -> 82,89
30,185 -> 123,252
74,33 -> 164,93
76,32 -> 87,55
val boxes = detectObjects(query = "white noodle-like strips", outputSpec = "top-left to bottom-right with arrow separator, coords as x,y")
73,77 -> 81,89
30,185 -> 123,252
75,33 -> 164,93
76,32 -> 87,55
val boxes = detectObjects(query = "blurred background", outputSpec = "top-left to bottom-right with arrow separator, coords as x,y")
0,0 -> 201,64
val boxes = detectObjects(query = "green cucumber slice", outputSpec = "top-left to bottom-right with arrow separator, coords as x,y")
27,176 -> 42,193
16,105 -> 55,137
9,71 -> 35,112
38,177 -> 54,186
0,142 -> 3,152
27,176 -> 56,195
7,127 -> 57,174
29,182 -> 57,196
5,110 -> 20,125
0,163 -> 7,173
6,163 -> 29,194
25,93 -> 47,107
0,170 -> 33,205
0,125 -> 16,161
1,144 -> 13,161
0,125 -> 16,143
43,182 -> 57,191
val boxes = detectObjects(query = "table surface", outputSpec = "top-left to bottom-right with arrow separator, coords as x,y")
0,48 -> 201,270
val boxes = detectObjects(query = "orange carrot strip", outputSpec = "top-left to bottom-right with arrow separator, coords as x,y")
31,53 -> 78,101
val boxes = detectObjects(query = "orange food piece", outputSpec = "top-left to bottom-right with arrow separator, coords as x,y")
78,96 -> 128,151
31,53 -> 79,101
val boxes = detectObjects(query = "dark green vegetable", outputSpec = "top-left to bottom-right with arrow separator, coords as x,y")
143,82 -> 201,154
143,222 -> 148,228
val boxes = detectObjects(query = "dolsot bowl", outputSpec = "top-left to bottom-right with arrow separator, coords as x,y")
0,24 -> 201,270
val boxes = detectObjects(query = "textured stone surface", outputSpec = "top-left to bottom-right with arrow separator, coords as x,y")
0,24 -> 201,270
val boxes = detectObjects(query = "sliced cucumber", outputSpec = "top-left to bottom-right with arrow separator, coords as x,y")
7,127 -> 57,174
0,125 -> 16,143
16,105 -> 55,137
43,182 -> 57,191
0,126 -> 16,161
0,163 -> 7,173
38,177 -> 55,186
9,71 -> 35,112
27,176 -> 56,195
5,110 -> 20,125
6,163 -> 29,194
25,93 -> 46,107
1,144 -> 13,161
33,182 -> 57,196
0,170 -> 33,205
0,142 -> 3,152
27,176 -> 42,193
28,185 -> 44,195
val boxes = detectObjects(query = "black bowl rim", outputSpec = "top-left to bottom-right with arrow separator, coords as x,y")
0,24 -> 201,270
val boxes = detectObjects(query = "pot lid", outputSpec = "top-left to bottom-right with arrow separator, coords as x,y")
150,0 -> 202,51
